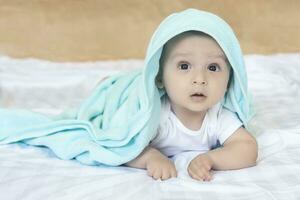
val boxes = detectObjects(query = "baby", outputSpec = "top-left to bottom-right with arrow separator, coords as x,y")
125,31 -> 258,181
0,9 -> 257,181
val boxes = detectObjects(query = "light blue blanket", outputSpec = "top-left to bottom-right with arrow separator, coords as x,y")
0,9 -> 254,166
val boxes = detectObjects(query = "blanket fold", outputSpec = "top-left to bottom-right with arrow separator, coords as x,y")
0,9 -> 254,166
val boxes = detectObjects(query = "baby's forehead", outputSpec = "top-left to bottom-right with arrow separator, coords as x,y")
163,31 -> 227,60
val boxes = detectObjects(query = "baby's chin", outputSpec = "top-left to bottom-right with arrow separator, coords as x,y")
184,99 -> 219,112
182,104 -> 209,114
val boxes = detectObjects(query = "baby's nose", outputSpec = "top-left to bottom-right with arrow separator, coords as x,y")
192,71 -> 207,85
193,80 -> 207,85
193,81 -> 207,85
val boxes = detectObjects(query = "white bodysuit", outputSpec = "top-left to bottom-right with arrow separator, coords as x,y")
150,96 -> 243,172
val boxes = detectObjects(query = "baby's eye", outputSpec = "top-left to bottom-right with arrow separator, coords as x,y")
208,64 -> 221,72
178,63 -> 190,70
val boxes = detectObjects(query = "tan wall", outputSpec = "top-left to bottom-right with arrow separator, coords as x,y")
0,0 -> 299,61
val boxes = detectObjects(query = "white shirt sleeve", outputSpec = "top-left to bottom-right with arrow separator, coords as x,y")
171,151 -> 200,177
216,107 -> 243,145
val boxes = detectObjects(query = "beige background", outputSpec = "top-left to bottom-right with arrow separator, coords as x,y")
0,0 -> 299,61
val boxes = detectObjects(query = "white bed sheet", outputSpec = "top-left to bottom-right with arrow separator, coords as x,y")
0,54 -> 300,200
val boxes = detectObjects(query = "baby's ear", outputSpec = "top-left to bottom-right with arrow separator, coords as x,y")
227,82 -> 231,90
155,76 -> 164,89
227,69 -> 233,89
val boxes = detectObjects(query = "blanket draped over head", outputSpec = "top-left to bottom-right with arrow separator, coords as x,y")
0,9 -> 254,166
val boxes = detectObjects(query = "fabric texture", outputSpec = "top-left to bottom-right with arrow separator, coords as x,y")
0,8 -> 253,166
150,97 -> 242,157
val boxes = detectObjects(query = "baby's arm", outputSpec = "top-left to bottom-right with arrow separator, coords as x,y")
207,127 -> 258,170
125,146 -> 177,180
188,127 -> 258,181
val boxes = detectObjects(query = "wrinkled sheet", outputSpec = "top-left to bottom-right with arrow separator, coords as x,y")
1,54 -> 300,200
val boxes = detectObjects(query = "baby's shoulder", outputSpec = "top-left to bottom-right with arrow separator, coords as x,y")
217,106 -> 241,122
205,104 -> 242,130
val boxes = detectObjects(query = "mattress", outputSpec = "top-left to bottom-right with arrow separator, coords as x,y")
0,53 -> 300,200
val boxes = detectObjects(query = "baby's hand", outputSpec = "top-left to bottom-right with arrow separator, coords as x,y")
188,153 -> 214,181
146,149 -> 177,180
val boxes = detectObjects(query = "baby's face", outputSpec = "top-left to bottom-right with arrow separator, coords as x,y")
161,34 -> 230,115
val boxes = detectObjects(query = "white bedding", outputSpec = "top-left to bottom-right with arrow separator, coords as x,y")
0,54 -> 300,200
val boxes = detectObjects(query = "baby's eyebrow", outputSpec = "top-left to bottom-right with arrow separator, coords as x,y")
170,52 -> 192,60
208,54 -> 229,63
208,53 -> 226,60
169,52 -> 228,61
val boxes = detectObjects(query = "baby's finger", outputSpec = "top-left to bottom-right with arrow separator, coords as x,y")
195,168 -> 212,182
188,168 -> 204,181
202,169 -> 213,181
147,167 -> 154,177
152,169 -> 161,180
171,168 -> 177,178
161,169 -> 171,180
188,163 -> 199,174
148,169 -> 160,180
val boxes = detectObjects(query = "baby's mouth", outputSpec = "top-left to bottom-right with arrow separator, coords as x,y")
191,93 -> 206,97
190,93 -> 207,101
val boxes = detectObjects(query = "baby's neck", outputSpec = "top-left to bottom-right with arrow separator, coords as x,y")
171,106 -> 207,131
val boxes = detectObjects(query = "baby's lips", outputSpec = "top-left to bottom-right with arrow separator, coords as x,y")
191,93 -> 206,97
